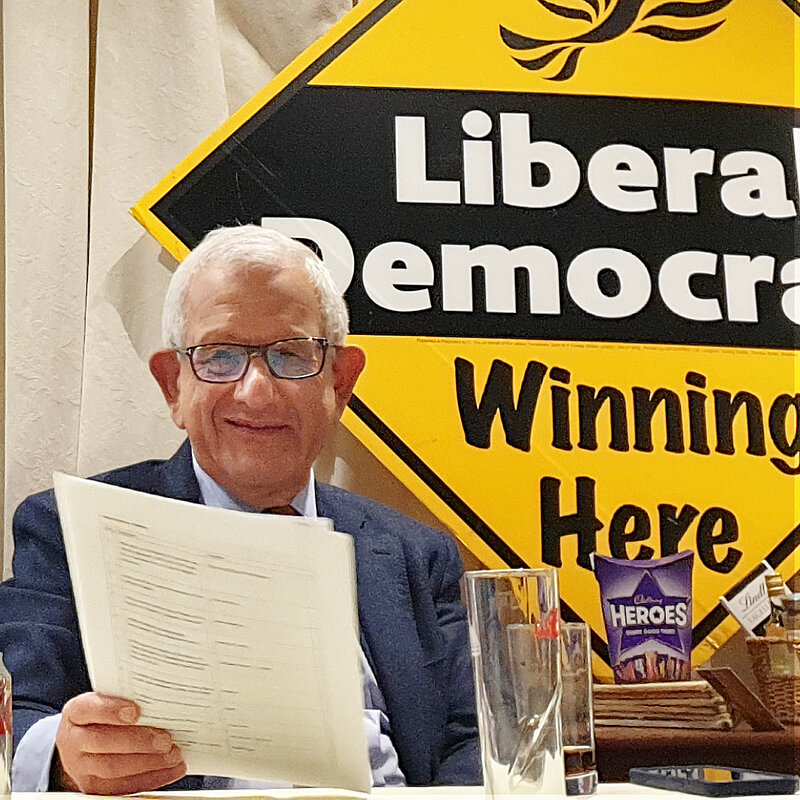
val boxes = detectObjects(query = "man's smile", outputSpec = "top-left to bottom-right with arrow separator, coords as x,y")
225,418 -> 291,433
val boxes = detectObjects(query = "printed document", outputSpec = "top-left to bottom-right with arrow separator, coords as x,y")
53,472 -> 371,792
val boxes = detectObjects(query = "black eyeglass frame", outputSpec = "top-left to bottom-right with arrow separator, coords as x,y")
175,337 -> 331,383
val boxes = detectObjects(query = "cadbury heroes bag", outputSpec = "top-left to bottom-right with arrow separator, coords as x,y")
594,551 -> 693,683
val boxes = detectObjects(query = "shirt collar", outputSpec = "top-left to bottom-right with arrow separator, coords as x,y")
191,451 -> 316,517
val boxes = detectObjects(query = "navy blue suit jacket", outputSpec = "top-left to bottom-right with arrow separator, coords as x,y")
0,442 -> 480,786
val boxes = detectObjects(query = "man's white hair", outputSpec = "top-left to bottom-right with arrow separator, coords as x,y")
162,225 -> 350,349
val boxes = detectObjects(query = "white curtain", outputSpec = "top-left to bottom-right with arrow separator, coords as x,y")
2,0 -> 352,575
3,3 -> 89,577
3,0 -> 470,577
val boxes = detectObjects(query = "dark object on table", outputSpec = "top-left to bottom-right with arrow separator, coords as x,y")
596,726 -> 800,781
630,765 -> 799,796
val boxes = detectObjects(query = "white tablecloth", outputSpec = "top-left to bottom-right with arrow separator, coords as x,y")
10,783 -> 798,799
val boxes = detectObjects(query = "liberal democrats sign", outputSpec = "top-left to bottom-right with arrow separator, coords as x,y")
134,0 -> 800,671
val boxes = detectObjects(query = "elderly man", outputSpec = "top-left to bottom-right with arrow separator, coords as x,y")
0,226 -> 480,794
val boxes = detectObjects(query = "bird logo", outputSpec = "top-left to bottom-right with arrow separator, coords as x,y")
500,0 -> 800,81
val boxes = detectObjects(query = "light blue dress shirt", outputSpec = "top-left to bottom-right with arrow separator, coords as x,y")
12,460 -> 404,790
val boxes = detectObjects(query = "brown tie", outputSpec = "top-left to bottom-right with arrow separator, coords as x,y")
262,505 -> 299,515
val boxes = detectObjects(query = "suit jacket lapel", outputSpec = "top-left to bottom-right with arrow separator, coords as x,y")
316,484 -> 438,781
159,440 -> 202,503
316,484 -> 425,666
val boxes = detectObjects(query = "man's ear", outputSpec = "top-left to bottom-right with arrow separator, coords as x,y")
149,349 -> 186,429
332,345 -> 366,414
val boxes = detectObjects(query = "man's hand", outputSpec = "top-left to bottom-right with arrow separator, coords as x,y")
53,692 -> 187,795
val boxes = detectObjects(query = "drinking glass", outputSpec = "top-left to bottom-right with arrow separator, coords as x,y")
561,622 -> 597,796
464,569 -> 565,797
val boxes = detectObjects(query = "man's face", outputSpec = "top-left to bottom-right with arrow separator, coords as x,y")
150,259 -> 364,508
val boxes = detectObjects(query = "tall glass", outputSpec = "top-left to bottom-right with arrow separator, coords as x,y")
561,623 -> 597,796
464,569 -> 565,796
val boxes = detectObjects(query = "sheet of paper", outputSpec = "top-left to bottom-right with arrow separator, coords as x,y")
53,472 -> 371,792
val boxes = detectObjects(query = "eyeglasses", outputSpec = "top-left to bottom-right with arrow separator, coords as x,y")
176,338 -> 330,383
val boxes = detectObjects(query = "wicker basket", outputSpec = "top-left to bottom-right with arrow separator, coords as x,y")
746,636 -> 800,725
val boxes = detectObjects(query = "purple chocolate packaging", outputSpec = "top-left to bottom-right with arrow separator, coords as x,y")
594,551 -> 693,684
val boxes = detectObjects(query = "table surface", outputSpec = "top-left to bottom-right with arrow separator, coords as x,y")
9,783 -> 798,799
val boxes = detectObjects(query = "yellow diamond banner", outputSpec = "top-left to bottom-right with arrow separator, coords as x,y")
134,0 -> 800,673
